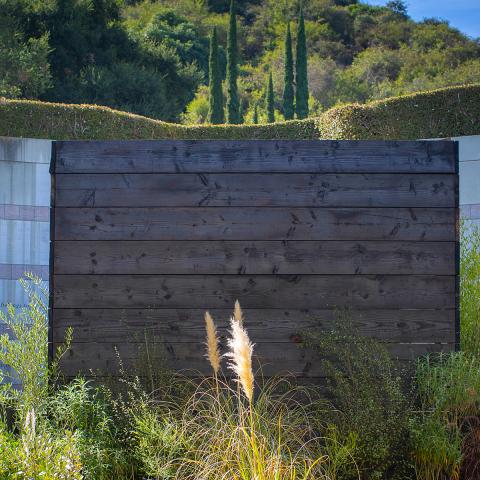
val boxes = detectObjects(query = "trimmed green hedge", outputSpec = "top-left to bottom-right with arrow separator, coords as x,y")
0,98 -> 317,140
317,84 -> 480,140
1,83 -> 479,141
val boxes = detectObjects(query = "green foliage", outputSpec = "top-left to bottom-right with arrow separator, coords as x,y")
408,413 -> 462,480
283,23 -> 294,120
295,7 -> 309,119
144,9 -> 209,74
226,0 -> 241,124
411,352 -> 480,480
265,71 -> 275,123
0,31 -> 51,99
132,408 -> 190,479
253,103 -> 259,124
48,378 -> 132,480
183,86 -> 210,124
0,274 -> 71,417
318,83 -> 480,139
0,97 -> 318,139
208,26 -> 225,124
304,316 -> 412,480
1,83 -> 480,140
9,410 -> 83,480
460,221 -> 480,356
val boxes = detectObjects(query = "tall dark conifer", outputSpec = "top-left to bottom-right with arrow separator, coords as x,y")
295,6 -> 309,119
266,71 -> 275,123
283,23 -> 294,120
226,0 -> 241,124
208,26 -> 224,124
253,104 -> 259,124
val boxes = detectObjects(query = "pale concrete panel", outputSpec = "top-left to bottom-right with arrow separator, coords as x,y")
452,135 -> 480,162
0,219 -> 50,265
0,137 -> 52,164
459,160 -> 480,206
0,161 -> 50,206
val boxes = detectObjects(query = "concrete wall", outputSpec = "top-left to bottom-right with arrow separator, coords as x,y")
0,137 -> 52,384
454,135 -> 480,229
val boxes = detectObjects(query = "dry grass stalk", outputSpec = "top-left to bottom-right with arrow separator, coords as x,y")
227,315 -> 254,404
233,299 -> 244,327
205,311 -> 221,375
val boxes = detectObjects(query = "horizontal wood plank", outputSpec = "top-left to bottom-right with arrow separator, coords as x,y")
55,173 -> 456,208
54,240 -> 455,275
55,140 -> 456,174
53,274 -> 455,309
52,308 -> 456,344
56,341 -> 455,378
54,207 -> 455,241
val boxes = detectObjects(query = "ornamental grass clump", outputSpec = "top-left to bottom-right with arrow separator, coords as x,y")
133,301 -> 351,480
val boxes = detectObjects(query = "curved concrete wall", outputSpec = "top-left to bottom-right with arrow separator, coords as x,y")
0,137 -> 51,385
455,135 -> 480,229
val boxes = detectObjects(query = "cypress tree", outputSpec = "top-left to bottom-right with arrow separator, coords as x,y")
266,71 -> 275,123
283,23 -> 294,120
226,0 -> 241,124
295,6 -> 309,119
208,27 -> 224,124
253,104 -> 259,124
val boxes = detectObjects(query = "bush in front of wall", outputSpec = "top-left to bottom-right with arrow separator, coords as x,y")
461,221 -> 480,357
303,314 -> 413,480
412,352 -> 480,480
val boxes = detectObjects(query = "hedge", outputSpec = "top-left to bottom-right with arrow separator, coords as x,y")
0,83 -> 479,141
0,98 -> 317,140
317,83 -> 480,140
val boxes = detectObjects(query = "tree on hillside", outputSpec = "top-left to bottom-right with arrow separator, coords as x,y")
266,71 -> 275,123
253,103 -> 259,124
283,22 -> 294,120
226,0 -> 241,124
295,5 -> 309,119
208,26 -> 224,124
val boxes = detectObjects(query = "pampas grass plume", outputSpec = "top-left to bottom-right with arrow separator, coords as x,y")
205,311 -> 221,375
233,299 -> 244,327
227,315 -> 255,403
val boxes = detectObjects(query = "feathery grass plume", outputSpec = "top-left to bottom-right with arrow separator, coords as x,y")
205,311 -> 221,375
233,299 -> 244,327
227,316 -> 254,403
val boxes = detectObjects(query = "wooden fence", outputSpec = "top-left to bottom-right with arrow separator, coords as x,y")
50,140 -> 459,380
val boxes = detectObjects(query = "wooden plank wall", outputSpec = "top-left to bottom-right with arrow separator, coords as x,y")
50,140 -> 459,380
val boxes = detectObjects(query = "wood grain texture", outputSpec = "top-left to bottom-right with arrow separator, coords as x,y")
52,308 -> 456,344
56,341 -> 455,378
54,240 -> 455,275
54,207 -> 455,241
55,140 -> 456,174
53,274 -> 455,309
55,173 -> 456,208
51,139 -> 458,379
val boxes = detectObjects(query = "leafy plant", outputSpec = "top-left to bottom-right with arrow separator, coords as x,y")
0,273 -> 71,418
48,378 -> 132,480
304,313 -> 412,480
413,352 -> 480,480
409,413 -> 462,480
460,221 -> 480,357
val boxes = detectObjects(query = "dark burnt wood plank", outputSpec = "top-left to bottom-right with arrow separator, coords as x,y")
54,240 -> 455,275
55,140 -> 456,174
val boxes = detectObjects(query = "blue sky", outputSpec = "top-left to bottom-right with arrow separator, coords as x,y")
365,0 -> 480,39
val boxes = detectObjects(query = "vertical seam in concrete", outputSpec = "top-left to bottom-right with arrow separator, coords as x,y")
454,140 -> 460,351
48,141 -> 56,365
